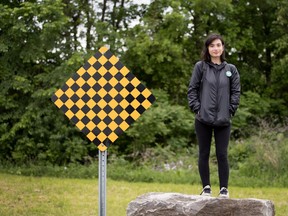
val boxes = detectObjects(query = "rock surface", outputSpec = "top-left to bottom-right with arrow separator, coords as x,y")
127,192 -> 275,216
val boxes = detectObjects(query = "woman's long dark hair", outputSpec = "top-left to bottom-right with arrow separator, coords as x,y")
201,34 -> 226,62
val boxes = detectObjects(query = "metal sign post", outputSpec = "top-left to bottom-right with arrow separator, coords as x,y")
99,150 -> 107,216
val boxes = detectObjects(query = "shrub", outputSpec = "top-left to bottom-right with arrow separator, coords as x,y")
232,120 -> 288,186
123,89 -> 195,158
232,91 -> 287,138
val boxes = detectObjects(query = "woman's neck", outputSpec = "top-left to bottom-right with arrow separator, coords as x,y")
211,57 -> 221,65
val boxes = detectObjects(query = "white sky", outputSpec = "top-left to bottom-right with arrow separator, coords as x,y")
134,0 -> 151,5
79,0 -> 152,48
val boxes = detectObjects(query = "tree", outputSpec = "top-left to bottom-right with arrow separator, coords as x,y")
230,0 -> 281,92
0,0 -> 90,164
0,0 -> 287,165
0,0 -> 149,164
123,0 -> 191,104
269,0 -> 288,109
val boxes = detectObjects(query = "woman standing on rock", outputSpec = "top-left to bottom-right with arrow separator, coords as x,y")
187,34 -> 241,198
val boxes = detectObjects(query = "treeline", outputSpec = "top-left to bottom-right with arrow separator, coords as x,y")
0,0 -> 287,165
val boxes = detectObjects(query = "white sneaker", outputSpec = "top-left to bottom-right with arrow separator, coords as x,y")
200,185 -> 212,197
219,187 -> 229,198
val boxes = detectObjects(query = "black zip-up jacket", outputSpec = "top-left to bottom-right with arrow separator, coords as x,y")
187,61 -> 241,126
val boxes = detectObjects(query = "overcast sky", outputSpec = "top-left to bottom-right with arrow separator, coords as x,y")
134,0 -> 151,5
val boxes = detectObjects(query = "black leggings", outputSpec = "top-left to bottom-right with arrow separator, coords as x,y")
195,119 -> 231,189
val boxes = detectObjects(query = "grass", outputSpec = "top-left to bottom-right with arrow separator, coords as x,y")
0,173 -> 287,216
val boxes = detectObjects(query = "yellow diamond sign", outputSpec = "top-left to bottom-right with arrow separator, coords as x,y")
51,47 -> 156,151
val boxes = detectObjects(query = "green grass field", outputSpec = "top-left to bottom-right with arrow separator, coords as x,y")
0,173 -> 287,216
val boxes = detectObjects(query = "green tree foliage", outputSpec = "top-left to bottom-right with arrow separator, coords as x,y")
123,0 -> 192,104
124,89 -> 195,156
229,0 -> 285,93
0,0 -> 287,165
270,0 -> 288,107
0,0 -> 89,164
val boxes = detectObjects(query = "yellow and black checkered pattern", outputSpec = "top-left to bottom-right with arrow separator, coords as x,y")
51,47 -> 155,151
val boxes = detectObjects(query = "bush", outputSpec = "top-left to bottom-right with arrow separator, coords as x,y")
1,121 -> 288,188
122,89 -> 195,158
230,120 -> 288,186
232,91 -> 287,138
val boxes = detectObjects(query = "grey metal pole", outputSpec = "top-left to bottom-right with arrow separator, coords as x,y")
99,149 -> 107,216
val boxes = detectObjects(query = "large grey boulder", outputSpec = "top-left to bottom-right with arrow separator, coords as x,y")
127,192 -> 275,216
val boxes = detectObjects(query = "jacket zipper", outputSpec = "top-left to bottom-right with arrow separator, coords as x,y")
214,69 -> 220,122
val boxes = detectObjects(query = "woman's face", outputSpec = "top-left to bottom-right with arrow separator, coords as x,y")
208,39 -> 224,59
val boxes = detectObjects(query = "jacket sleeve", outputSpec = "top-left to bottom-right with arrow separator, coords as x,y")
229,64 -> 241,116
187,61 -> 202,113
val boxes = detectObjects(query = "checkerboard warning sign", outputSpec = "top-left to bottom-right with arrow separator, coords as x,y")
51,46 -> 155,151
